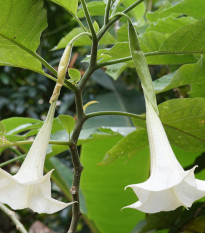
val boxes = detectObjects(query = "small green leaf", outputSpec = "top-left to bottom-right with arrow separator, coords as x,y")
57,115 -> 75,138
93,21 -> 100,33
68,68 -> 81,83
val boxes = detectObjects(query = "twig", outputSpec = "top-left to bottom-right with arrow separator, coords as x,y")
0,203 -> 28,233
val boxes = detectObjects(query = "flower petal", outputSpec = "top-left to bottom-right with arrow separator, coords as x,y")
0,169 -> 72,214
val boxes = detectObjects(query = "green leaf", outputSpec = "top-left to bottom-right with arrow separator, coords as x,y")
0,0 -> 47,73
93,21 -> 100,33
50,0 -> 78,15
68,68 -> 81,83
57,115 -> 75,138
1,117 -> 42,142
146,16 -> 197,34
153,56 -> 205,93
101,128 -> 148,165
77,1 -> 106,18
190,79 -> 205,98
159,19 -> 205,53
54,27 -> 116,49
123,0 -> 145,20
133,98 -> 205,152
147,0 -> 205,22
80,135 -> 149,233
128,22 -> 158,113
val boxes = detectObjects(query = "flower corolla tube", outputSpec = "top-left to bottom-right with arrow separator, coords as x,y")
0,101 -> 72,214
124,98 -> 205,213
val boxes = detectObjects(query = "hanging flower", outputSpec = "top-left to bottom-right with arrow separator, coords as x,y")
124,98 -> 205,213
0,100 -> 73,214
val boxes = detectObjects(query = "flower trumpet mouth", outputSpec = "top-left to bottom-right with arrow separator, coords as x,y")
0,101 -> 74,214
123,98 -> 205,213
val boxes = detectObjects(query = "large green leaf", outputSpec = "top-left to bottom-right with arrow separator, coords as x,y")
0,0 -> 47,73
80,135 -> 149,233
153,56 -> 205,93
101,128 -> 148,165
147,0 -> 205,22
146,16 -> 196,34
50,0 -> 78,15
159,19 -> 205,53
133,98 -> 205,152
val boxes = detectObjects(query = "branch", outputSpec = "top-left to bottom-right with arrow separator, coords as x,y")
85,111 -> 145,121
0,154 -> 26,168
96,50 -> 204,68
67,89 -> 85,233
104,0 -> 112,25
0,140 -> 71,149
0,203 -> 28,233
97,0 -> 145,40
80,0 -> 97,41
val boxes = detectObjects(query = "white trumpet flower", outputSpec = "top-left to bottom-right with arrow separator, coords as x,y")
124,98 -> 205,213
0,101 -> 72,214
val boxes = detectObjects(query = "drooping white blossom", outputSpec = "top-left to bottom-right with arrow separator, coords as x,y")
124,98 -> 205,213
0,101 -> 73,214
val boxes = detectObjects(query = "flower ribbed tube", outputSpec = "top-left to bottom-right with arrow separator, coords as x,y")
124,98 -> 205,213
0,100 -> 73,214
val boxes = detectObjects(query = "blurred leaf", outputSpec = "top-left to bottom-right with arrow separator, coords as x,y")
80,135 -> 149,233
159,19 -> 205,53
50,0 -> 78,15
133,98 -> 205,152
0,0 -> 47,73
57,115 -> 75,138
77,1 -> 106,18
68,68 -> 81,83
132,209 -> 181,233
147,0 -> 205,22
153,56 -> 205,93
101,128 -> 148,165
